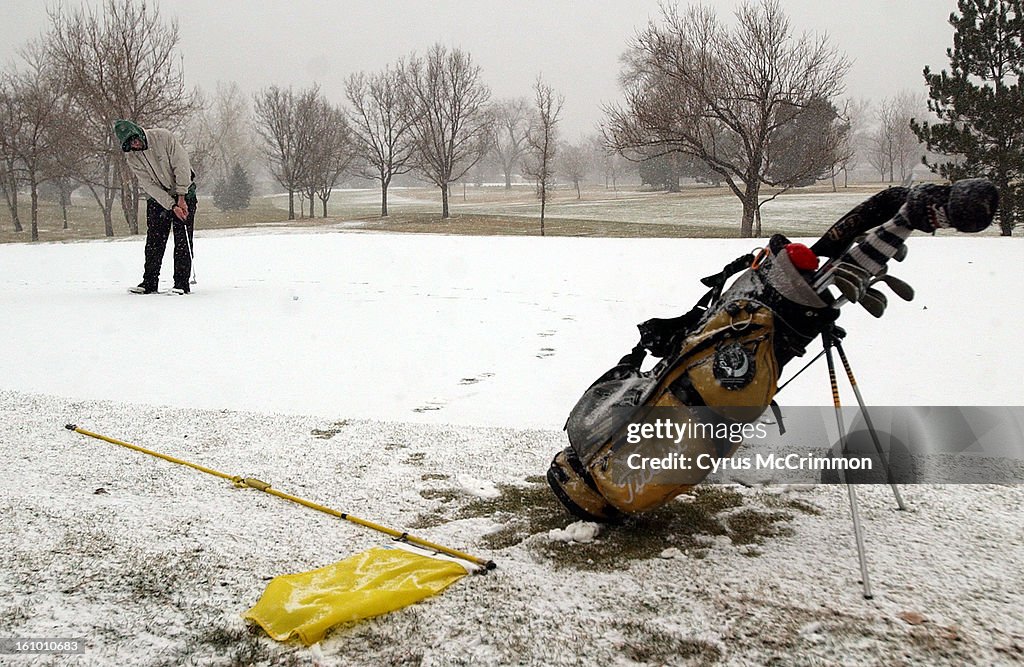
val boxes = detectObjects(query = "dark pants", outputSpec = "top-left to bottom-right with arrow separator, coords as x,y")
142,198 -> 196,289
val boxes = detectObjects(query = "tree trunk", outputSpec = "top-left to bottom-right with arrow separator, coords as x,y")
288,190 -> 295,220
740,189 -> 758,238
380,182 -> 389,217
575,179 -> 581,199
124,186 -> 140,235
104,186 -> 117,238
321,195 -> 329,218
998,184 -> 1014,236
504,169 -> 512,190
59,182 -> 70,230
2,171 -> 22,232
540,182 -> 546,236
441,181 -> 450,218
30,180 -> 39,242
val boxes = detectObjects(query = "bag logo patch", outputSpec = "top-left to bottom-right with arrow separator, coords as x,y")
713,342 -> 755,389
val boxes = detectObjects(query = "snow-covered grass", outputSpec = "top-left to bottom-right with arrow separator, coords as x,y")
1,227 -> 1023,665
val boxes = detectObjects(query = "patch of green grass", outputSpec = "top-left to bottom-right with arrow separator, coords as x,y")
0,196 -> 289,244
5,182 -> 962,244
413,480 -> 795,571
411,483 -> 565,542
351,212 -> 734,238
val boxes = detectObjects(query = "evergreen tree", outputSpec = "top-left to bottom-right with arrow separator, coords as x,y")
767,98 -> 848,188
638,152 -> 722,191
212,162 -> 253,211
911,0 -> 1024,235
638,152 -> 682,192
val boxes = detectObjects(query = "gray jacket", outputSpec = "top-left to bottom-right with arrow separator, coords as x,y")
124,128 -> 193,211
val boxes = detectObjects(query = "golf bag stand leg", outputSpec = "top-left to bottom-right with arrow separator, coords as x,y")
831,337 -> 907,511
822,329 -> 874,600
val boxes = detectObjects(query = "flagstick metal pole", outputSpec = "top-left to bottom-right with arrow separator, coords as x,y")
65,424 -> 495,571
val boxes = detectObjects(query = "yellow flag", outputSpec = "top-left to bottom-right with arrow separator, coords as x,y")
243,546 -> 470,645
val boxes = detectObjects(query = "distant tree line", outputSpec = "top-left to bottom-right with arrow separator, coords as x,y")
2,0 -> 1019,239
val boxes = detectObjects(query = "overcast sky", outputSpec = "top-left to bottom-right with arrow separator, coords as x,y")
2,0 -> 958,137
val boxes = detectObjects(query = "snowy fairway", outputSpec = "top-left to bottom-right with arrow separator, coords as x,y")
2,230 -> 1023,666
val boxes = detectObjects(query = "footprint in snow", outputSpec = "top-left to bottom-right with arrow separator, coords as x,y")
412,402 -> 445,413
537,347 -> 556,359
458,372 -> 494,385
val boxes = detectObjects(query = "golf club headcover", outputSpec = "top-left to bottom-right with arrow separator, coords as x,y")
949,178 -> 999,231
904,178 -> 998,233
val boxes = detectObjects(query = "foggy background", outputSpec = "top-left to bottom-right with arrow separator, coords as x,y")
1,0 -> 958,139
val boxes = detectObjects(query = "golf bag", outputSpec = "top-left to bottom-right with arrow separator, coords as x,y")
548,179 -> 999,522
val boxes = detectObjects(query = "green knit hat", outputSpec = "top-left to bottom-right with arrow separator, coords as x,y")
113,120 -> 148,152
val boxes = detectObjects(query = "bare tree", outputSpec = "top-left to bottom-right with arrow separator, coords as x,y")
47,0 -> 194,236
866,92 -> 927,183
889,91 -> 927,182
192,81 -> 258,187
838,97 -> 871,187
345,65 -> 416,217
0,77 -> 24,233
605,0 -> 849,237
294,93 -> 353,218
489,97 -> 531,190
403,44 -> 492,218
864,104 -> 891,183
1,42 -> 69,241
588,135 -> 630,191
254,85 -> 312,220
522,76 -> 564,235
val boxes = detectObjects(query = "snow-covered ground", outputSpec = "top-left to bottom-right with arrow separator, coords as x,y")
1,229 -> 1023,666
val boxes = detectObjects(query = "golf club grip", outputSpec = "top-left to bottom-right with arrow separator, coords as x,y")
810,187 -> 909,258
